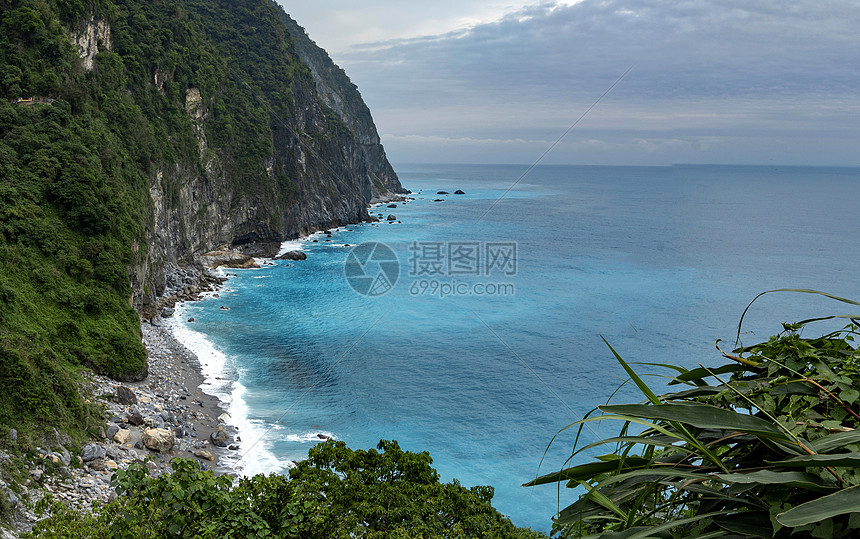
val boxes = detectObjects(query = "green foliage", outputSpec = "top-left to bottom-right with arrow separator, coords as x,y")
26,441 -> 546,538
528,292 -> 860,538
0,0 -> 328,440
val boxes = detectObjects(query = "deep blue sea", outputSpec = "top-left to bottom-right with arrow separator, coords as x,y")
170,164 -> 860,532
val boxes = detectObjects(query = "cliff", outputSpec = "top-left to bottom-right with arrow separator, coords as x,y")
0,0 -> 401,438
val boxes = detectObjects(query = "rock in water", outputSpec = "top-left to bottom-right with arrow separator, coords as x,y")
210,428 -> 230,447
142,428 -> 175,452
437,191 -> 449,195
454,189 -> 465,194
115,386 -> 137,405
277,250 -> 307,261
387,214 -> 397,221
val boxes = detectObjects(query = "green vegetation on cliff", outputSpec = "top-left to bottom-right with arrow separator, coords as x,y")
1,0 -> 398,445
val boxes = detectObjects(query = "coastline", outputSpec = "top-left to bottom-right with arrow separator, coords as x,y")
7,206 -> 412,534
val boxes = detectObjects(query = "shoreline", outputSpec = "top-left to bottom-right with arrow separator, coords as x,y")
6,205 -> 412,534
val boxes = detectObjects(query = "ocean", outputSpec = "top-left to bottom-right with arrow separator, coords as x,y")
169,164 -> 860,532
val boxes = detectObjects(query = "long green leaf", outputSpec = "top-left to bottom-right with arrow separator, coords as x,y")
769,453 -> 860,468
599,403 -> 787,439
669,363 -> 747,385
809,430 -> 860,453
579,480 -> 629,521
714,470 -> 838,492
601,336 -> 660,405
523,457 -> 650,487
776,484 -> 860,527
737,289 -> 860,345
602,510 -> 733,539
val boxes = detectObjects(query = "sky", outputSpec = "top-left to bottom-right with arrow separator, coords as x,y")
277,0 -> 860,166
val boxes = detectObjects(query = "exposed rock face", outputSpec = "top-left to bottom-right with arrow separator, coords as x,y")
279,14 -> 405,200
70,17 -> 111,71
132,9 -> 406,313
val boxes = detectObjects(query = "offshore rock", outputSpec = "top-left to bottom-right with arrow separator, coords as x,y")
276,250 -> 307,261
210,428 -> 230,448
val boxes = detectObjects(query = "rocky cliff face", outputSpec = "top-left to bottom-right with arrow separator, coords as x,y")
121,1 -> 406,314
279,13 -> 404,199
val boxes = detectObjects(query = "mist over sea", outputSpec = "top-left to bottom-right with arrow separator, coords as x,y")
172,164 -> 860,532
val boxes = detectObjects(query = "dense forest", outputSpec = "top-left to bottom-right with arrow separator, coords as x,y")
0,0 -> 395,444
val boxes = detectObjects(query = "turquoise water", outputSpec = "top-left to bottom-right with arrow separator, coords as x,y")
172,164 -> 860,532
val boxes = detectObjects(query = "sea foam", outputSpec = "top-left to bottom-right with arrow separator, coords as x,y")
168,305 -> 293,477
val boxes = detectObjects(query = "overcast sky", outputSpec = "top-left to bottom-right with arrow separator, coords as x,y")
278,1 -> 860,166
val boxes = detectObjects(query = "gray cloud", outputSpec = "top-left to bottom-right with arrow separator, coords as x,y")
328,0 -> 860,164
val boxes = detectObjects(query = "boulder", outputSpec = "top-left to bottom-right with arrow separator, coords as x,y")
198,249 -> 259,269
276,250 -> 307,261
106,425 -> 119,440
195,450 -> 215,461
127,412 -> 144,426
387,214 -> 396,221
210,428 -> 230,448
115,386 -> 137,405
142,428 -> 175,452
89,458 -> 106,471
454,189 -> 466,194
161,307 -> 175,318
433,199 -> 445,202
9,429 -> 16,443
81,444 -> 106,462
387,204 -> 397,208
437,191 -> 449,195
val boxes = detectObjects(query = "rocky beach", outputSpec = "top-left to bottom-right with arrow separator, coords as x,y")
3,313 -> 239,535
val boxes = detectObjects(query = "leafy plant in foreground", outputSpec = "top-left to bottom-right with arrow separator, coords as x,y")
26,440 -> 546,538
527,290 -> 860,538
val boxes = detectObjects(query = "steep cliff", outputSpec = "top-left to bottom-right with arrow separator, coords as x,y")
133,0 -> 405,311
0,0 -> 402,435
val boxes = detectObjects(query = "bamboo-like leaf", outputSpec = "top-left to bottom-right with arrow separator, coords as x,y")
736,289 -> 860,345
776,484 -> 860,527
769,453 -> 860,468
601,336 -> 660,405
575,435 -> 696,456
669,364 -> 746,385
713,511 -> 773,538
810,430 -> 860,453
597,510 -> 734,539
599,403 -> 787,439
522,456 -> 650,487
579,481 -> 629,521
714,470 -> 838,492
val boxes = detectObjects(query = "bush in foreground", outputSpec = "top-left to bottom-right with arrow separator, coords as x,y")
527,290 -> 860,538
27,439 -> 546,538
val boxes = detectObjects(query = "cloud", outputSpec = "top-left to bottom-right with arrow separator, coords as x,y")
334,0 -> 860,165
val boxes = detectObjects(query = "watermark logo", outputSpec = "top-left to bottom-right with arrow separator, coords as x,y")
408,241 -> 517,277
344,242 -> 400,297
344,241 -> 517,298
